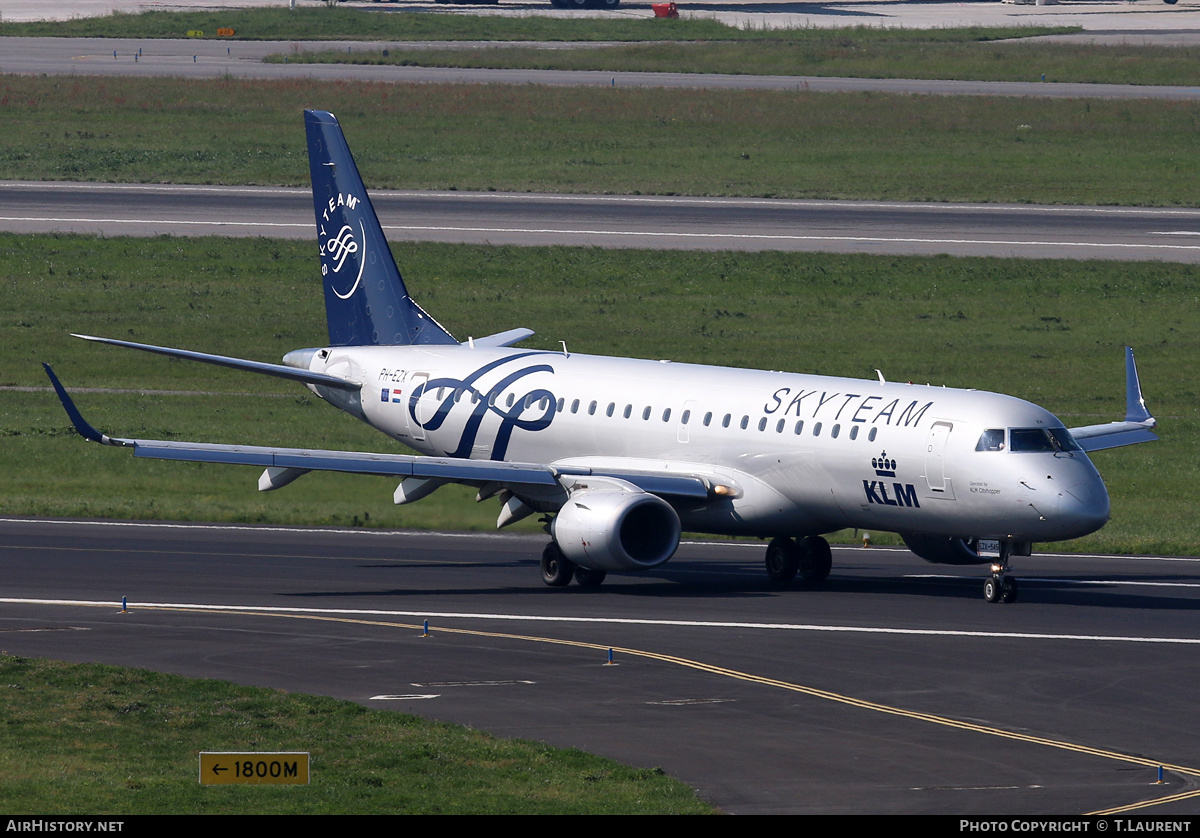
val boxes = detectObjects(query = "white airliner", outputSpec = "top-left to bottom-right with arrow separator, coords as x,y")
46,110 -> 1159,603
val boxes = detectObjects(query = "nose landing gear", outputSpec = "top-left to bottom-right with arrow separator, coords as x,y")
983,542 -> 1019,603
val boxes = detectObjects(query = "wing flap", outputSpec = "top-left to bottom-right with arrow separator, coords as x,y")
131,439 -> 560,484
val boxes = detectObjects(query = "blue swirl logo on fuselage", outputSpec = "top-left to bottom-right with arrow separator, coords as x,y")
409,354 -> 556,460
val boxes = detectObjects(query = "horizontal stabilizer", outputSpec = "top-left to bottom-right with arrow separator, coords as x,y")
72,334 -> 360,391
467,328 -> 535,348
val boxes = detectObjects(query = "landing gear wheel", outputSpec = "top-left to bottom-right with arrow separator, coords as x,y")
574,566 -> 607,588
798,536 -> 832,584
1000,576 -> 1019,603
541,542 -> 575,587
765,537 -> 800,582
983,577 -> 1001,603
984,541 -> 1017,603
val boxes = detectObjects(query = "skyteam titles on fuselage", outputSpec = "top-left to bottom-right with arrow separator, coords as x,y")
764,387 -> 934,427
359,349 -> 943,470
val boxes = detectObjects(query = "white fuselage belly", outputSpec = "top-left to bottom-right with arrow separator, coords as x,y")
310,344 -> 1109,543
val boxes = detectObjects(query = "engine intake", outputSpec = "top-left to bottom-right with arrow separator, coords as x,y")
552,491 -> 680,572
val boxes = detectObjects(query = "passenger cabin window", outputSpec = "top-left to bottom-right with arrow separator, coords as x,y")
975,429 -> 1006,451
703,412 -> 713,426
606,403 -> 615,417
624,404 -> 633,419
643,406 -> 651,420
663,408 -> 672,422
589,400 -> 597,415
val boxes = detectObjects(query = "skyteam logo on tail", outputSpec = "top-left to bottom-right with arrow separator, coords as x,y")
318,192 -> 366,300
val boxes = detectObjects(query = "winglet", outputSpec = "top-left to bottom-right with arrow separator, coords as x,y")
1068,347 -> 1157,451
1125,346 -> 1154,426
42,364 -> 126,446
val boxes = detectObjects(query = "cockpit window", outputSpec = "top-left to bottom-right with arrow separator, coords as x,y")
1048,427 -> 1082,452
975,429 -> 1006,451
1010,427 -> 1081,453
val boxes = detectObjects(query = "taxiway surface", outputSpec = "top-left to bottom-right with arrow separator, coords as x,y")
3,517 -> 1200,814
9,180 -> 1200,261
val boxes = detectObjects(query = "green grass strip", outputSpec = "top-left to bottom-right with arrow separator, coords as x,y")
0,655 -> 715,814
275,35 -> 1200,87
0,8 -> 1068,44
3,74 -> 1200,206
5,234 -> 1196,555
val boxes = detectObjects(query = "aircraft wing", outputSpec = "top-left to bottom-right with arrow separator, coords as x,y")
44,364 -> 710,501
1067,347 -> 1158,452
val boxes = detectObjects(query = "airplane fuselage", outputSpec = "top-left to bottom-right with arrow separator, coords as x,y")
296,343 -> 1111,545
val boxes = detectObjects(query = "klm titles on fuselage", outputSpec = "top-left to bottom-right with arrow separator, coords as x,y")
763,387 -> 934,427
862,451 -> 920,509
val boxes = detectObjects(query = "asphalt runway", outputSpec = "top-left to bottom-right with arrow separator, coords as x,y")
3,517 -> 1200,814
9,180 -> 1200,261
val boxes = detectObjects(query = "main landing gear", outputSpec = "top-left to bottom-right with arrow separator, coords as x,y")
540,542 -> 607,588
983,542 -> 1019,603
764,535 -> 832,584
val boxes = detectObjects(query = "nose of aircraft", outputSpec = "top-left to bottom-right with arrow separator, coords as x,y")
1056,468 -> 1111,539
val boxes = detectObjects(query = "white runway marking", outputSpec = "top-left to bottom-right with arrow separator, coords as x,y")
6,216 -> 1200,253
4,596 -> 1200,645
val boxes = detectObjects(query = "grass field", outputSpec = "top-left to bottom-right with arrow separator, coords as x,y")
0,655 -> 714,814
278,37 -> 1200,86
3,74 -> 1200,207
4,234 -> 1195,555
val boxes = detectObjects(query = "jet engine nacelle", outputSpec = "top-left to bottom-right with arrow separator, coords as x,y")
551,490 -> 681,572
901,533 -> 986,566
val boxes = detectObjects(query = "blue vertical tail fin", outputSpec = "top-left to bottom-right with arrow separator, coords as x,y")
305,110 -> 457,347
